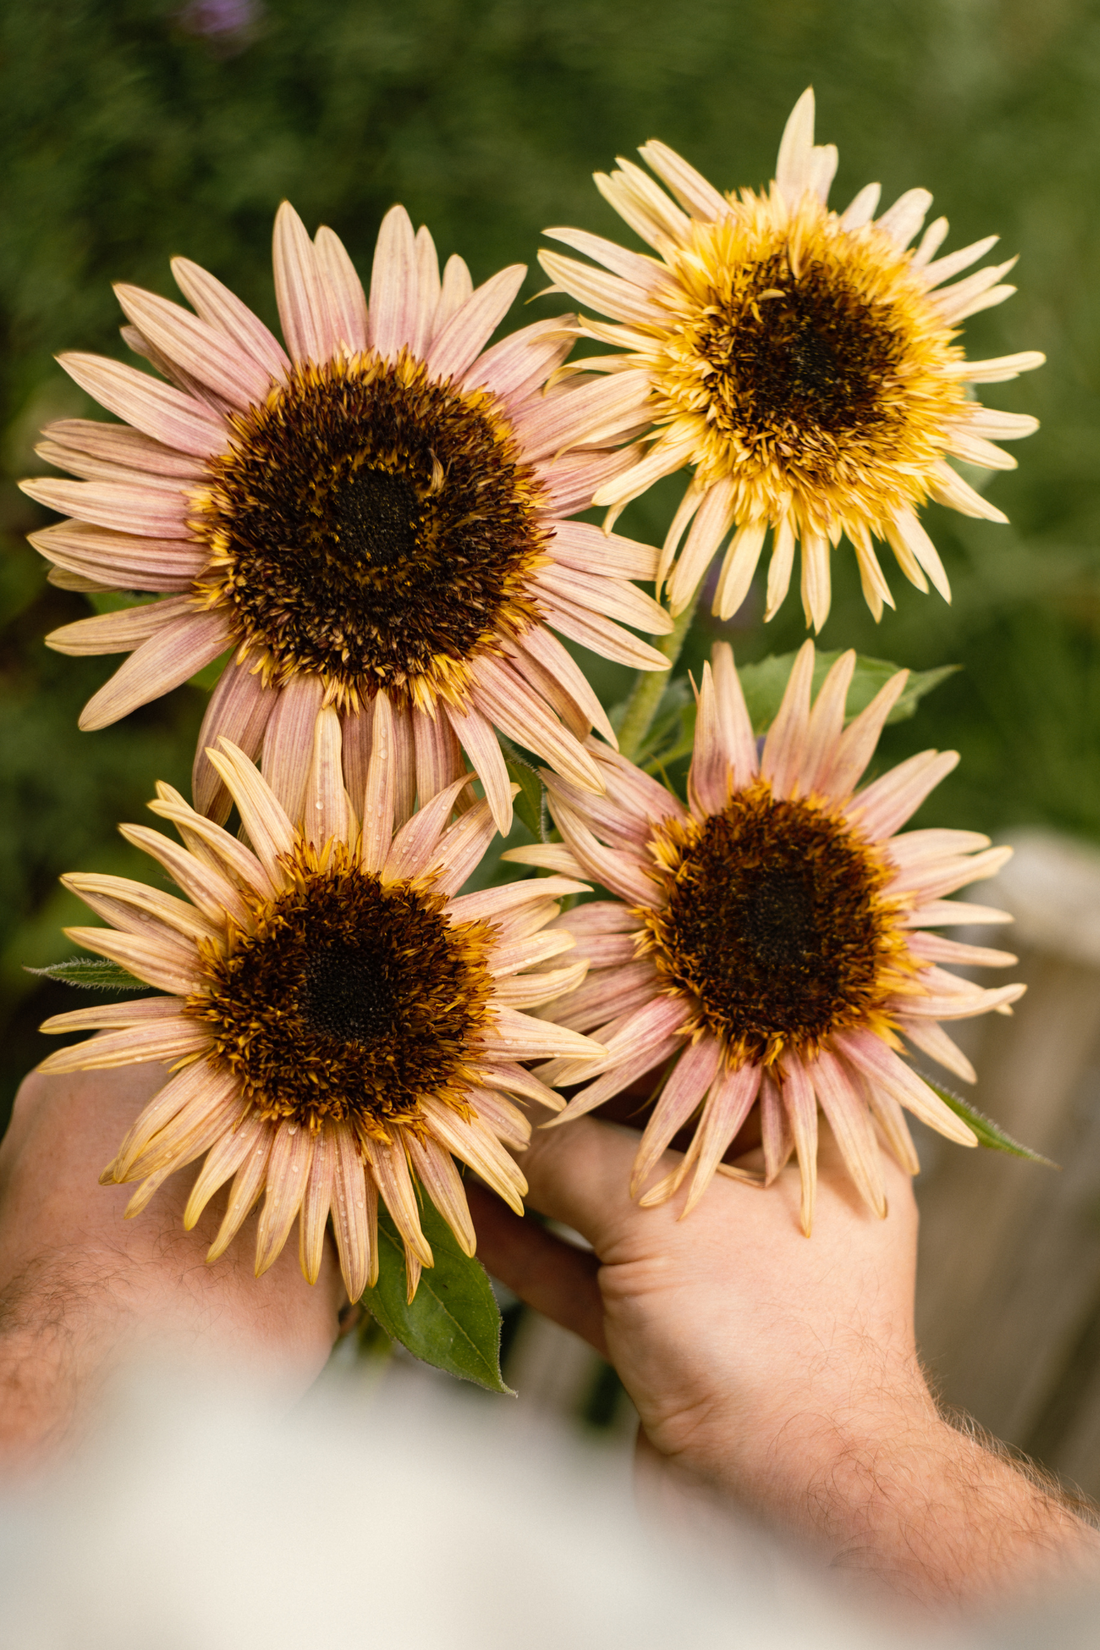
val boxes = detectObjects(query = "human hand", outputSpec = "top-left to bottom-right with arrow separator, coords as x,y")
470,1115 -> 1100,1610
0,1064 -> 344,1468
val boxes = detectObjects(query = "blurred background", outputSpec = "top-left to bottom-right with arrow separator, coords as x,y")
5,0 -> 1100,1490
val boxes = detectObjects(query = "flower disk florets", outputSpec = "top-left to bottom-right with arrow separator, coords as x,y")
194,351 -> 548,709
189,845 -> 494,1141
644,781 -> 911,1065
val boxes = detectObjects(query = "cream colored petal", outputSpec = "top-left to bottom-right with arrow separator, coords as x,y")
886,513 -> 951,602
637,139 -> 728,220
302,703 -> 348,847
331,1123 -> 377,1297
363,1134 -> 432,1267
860,1073 -> 921,1177
667,479 -> 735,615
405,1133 -> 476,1257
40,996 -> 181,1035
298,1123 -> 337,1285
443,698 -> 513,836
260,673 -> 325,825
775,87 -> 816,205
503,627 -> 612,746
124,1084 -> 245,1219
927,461 -> 1009,525
360,690 -> 396,874
799,528 -> 831,632
876,187 -> 932,249
810,1051 -> 886,1218
123,1069 -> 241,1185
38,1017 -> 206,1075
467,1086 -> 532,1149
417,1096 -> 527,1216
64,924 -> 200,996
446,875 -> 588,925
493,957 -> 588,1008
467,1059 -> 563,1112
711,642 -> 759,788
536,251 -> 662,329
500,843 -> 584,878
184,1113 -> 267,1230
46,595 -> 195,658
206,1123 -> 275,1264
193,660 -> 275,824
839,182 -> 881,229
477,1004 -> 603,1065
79,612 -> 230,732
119,821 -> 252,925
910,216 -> 949,266
206,738 -> 298,884
62,871 -> 218,945
714,521 -> 767,622
255,1121 -> 315,1278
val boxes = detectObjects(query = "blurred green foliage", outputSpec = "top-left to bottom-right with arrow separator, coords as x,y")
2,0 -> 1099,1112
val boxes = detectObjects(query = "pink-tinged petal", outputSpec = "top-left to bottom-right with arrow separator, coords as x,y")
417,1097 -> 528,1216
845,749 -> 959,841
43,417 -> 206,479
313,226 -> 368,354
927,460 -> 1009,525
383,773 -> 475,884
637,140 -> 728,220
340,701 -> 373,823
411,704 -> 466,807
532,563 -> 672,637
28,522 -> 208,591
302,703 -> 348,846
62,871 -> 217,946
857,1071 -> 921,1177
63,925 -> 200,996
462,316 -> 573,402
171,257 -> 290,381
593,435 -> 696,523
446,875 -> 587,925
471,656 -> 604,795
46,594 -> 195,657
38,1017 -> 207,1075
432,253 -> 474,339
297,1123 -> 336,1285
426,265 -> 526,384
630,1035 -> 722,1195
714,521 -> 767,622
114,284 -> 271,409
184,1113 -> 267,1231
363,1134 -> 432,1266
122,322 -> 230,416
537,588 -> 670,672
513,369 -> 651,463
406,1133 -> 476,1257
193,659 -> 274,824
710,642 -> 759,788
547,926 -> 637,970
799,529 -> 831,632
761,639 -> 814,799
35,439 -> 196,493
476,1005 -> 602,1064
572,741 -> 685,834
391,696 -> 417,829
78,610 -> 228,733
255,1121 -> 315,1277
20,476 -> 190,538
206,738 -> 297,885
779,1060 -> 818,1234
444,698 -> 513,835
902,898 -> 1012,929
545,519 -> 658,583
906,930 -> 1015,969
273,201 -> 339,363
332,1124 -> 376,1296
488,926 -> 575,978
505,627 -> 615,746
119,822 -> 251,926
689,660 -> 731,817
799,650 -> 856,796
657,480 -> 705,595
206,1122 -> 275,1264
359,691 -> 396,873
809,1050 -> 886,1217
409,225 -> 442,358
552,1032 -> 686,1126
144,790 -> 274,904
367,205 -> 418,360
885,512 -> 951,602
46,566 -> 110,593
775,88 -> 817,206
544,957 -> 658,1033
56,352 -> 226,457
260,673 -> 324,824
467,1060 -> 563,1112
888,845 -> 1013,903
763,515 -> 797,621
890,979 -> 1025,1021
759,1070 -> 794,1185
833,1031 -> 977,1146
467,1085 -> 533,1146
549,797 -> 657,906
666,479 -> 735,615
898,1015 -> 978,1084
817,668 -> 909,801
683,1061 -> 762,1215
888,827 -> 990,866
432,796 -> 502,895
538,443 -> 645,517
876,187 -> 932,248
40,996 -> 180,1036
537,251 -> 664,329
552,899 -> 636,935
547,992 -> 688,1100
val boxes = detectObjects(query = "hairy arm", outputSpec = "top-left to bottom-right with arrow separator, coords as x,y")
470,1117 -> 1100,1611
0,1066 -> 343,1469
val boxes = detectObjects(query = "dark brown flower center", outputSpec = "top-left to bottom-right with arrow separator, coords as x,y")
647,783 -> 897,1063
190,851 -> 493,1137
195,354 -> 546,708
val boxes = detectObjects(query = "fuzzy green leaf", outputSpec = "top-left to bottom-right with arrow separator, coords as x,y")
738,651 -> 956,734
924,1078 -> 1057,1166
25,957 -> 149,992
360,1197 -> 513,1393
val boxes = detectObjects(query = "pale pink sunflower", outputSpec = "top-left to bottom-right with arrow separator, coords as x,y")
539,88 -> 1043,632
38,703 -> 600,1299
510,642 -> 1024,1230
24,202 -> 670,833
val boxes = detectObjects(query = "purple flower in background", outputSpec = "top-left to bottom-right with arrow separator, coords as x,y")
177,0 -> 261,44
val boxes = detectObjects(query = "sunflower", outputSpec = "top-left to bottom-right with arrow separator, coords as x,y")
538,89 -> 1043,631
24,201 -> 670,834
38,705 -> 600,1300
509,642 -> 1024,1230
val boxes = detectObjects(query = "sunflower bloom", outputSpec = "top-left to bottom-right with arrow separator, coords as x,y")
512,642 -> 1024,1230
38,704 -> 600,1299
24,201 -> 670,833
539,88 -> 1043,631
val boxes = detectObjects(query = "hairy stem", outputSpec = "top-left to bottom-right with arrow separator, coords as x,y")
616,588 -> 703,763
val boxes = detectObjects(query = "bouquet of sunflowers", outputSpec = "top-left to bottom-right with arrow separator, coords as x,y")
23,91 -> 1044,1389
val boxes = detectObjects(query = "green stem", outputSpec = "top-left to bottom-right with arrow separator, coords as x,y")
616,587 -> 702,763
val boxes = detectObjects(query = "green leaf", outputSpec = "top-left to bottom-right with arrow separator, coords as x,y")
24,957 -> 149,992
504,754 -> 545,840
738,651 -> 957,734
924,1077 -> 1057,1166
360,1196 -> 513,1393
